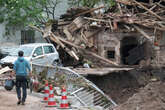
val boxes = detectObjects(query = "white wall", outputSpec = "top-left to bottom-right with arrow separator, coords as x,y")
0,23 -> 21,46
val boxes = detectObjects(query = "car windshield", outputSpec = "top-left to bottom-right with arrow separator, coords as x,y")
9,46 -> 34,57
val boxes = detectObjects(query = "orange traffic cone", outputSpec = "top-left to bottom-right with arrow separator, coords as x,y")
42,81 -> 49,102
60,86 -> 69,109
46,85 -> 56,107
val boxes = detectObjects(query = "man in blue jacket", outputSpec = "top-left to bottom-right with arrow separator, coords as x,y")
13,51 -> 32,105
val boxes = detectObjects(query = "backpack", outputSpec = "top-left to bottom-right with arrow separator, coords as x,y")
4,79 -> 15,91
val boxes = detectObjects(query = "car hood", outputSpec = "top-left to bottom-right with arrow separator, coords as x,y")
0,56 -> 31,64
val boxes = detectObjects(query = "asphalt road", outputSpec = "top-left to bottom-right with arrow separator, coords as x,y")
0,87 -> 48,110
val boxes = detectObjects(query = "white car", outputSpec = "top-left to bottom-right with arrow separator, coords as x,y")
0,43 -> 61,68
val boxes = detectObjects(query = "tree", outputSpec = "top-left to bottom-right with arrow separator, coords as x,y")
0,0 -> 61,35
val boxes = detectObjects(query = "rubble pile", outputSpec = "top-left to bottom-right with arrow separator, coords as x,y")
111,0 -> 165,31
36,0 -> 165,67
114,81 -> 165,110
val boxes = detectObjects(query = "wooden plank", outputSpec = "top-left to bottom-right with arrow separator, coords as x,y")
58,21 -> 71,26
68,17 -> 87,33
84,17 -> 109,23
49,34 -> 79,60
143,4 -> 157,14
132,0 -> 163,20
82,50 -> 119,66
73,67 -> 134,76
0,66 -> 12,75
81,30 -> 93,47
63,27 -> 73,40
50,33 -> 66,48
133,25 -> 152,40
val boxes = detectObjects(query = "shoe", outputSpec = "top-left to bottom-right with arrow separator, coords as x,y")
17,100 -> 21,105
22,101 -> 25,105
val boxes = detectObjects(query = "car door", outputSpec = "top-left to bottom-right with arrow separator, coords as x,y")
31,46 -> 45,64
43,45 -> 59,65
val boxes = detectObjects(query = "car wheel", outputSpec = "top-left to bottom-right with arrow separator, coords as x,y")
52,59 -> 63,67
52,60 -> 58,66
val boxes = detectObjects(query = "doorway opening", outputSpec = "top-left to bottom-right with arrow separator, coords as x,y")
120,37 -> 139,65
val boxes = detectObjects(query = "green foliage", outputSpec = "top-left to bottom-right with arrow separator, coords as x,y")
0,0 -> 61,35
68,0 -> 116,8
0,0 -> 44,25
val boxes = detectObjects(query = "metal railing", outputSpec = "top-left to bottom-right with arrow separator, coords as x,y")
32,63 -> 117,109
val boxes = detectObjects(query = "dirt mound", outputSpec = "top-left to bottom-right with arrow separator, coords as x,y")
114,81 -> 165,110
87,71 -> 151,104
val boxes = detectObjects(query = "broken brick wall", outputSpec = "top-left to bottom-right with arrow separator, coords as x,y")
97,31 -> 121,64
95,30 -> 154,65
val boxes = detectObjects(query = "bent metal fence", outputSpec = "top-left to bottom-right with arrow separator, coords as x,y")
32,63 -> 117,110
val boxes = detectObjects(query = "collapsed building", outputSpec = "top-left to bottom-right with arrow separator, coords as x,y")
31,0 -> 165,69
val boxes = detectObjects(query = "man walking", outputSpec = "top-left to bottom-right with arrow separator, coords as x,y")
12,51 -> 32,105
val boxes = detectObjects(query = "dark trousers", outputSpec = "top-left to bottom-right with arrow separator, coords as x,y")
16,76 -> 27,102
